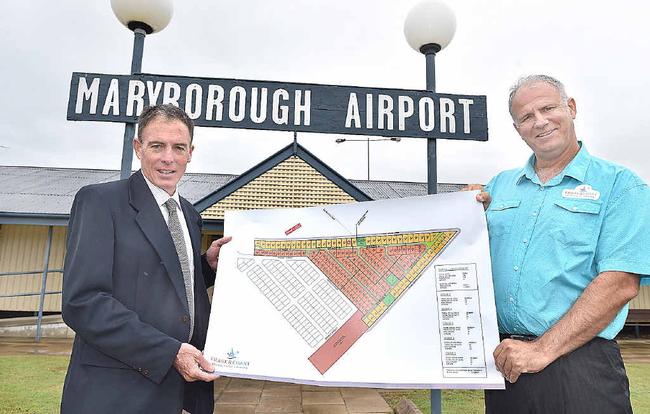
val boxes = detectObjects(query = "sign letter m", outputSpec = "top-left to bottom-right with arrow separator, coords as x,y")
75,77 -> 100,115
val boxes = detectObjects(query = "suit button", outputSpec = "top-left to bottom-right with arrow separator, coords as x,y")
138,367 -> 142,372
143,369 -> 149,376
181,315 -> 189,323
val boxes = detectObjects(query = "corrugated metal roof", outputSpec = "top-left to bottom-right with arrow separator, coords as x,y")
0,166 -> 465,216
177,173 -> 237,203
351,180 -> 464,199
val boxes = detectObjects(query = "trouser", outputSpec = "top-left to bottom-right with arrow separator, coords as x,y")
485,337 -> 632,414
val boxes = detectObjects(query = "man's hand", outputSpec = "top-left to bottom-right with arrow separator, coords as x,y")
492,271 -> 639,384
461,184 -> 491,210
493,339 -> 554,383
205,236 -> 232,271
173,343 -> 219,382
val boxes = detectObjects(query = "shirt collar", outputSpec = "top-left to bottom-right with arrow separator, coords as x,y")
516,141 -> 591,185
141,172 -> 181,208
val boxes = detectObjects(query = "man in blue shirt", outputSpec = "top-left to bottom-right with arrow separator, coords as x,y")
470,75 -> 650,413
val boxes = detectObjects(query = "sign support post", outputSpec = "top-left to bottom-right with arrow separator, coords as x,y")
120,27 -> 146,180
423,41 -> 442,414
424,43 -> 440,196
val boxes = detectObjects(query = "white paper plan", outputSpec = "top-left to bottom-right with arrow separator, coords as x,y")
204,191 -> 504,389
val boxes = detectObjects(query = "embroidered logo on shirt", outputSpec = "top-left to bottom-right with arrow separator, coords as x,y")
562,184 -> 600,200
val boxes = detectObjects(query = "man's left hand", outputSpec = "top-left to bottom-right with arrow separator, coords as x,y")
173,343 -> 219,382
205,236 -> 232,271
493,339 -> 554,383
460,184 -> 491,210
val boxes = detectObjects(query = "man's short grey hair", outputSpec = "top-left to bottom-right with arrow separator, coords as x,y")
137,104 -> 194,142
508,74 -> 569,118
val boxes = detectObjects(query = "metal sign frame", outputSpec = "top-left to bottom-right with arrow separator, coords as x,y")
68,72 -> 488,141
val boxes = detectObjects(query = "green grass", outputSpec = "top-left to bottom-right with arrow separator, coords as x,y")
628,363 -> 650,413
380,362 -> 650,414
0,356 -> 647,413
0,355 -> 68,414
381,389 -> 484,414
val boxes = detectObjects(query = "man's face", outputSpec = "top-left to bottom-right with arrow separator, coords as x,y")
511,82 -> 578,162
134,117 -> 193,196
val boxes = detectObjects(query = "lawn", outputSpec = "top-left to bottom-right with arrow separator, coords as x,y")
0,355 -> 68,414
0,355 -> 647,413
380,389 -> 485,413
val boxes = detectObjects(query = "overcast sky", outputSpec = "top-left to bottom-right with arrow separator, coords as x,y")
1,0 -> 649,185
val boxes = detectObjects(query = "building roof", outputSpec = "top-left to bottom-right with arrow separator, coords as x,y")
0,166 -> 236,215
0,163 -> 464,225
351,180 -> 462,199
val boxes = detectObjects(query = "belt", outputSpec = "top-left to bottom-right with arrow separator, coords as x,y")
499,333 -> 537,342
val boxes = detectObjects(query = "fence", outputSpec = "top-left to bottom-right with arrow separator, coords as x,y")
0,226 -> 62,341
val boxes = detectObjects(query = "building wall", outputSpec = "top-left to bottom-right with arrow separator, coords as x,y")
0,224 -> 66,312
630,283 -> 650,311
0,225 -> 221,313
2,224 -> 650,315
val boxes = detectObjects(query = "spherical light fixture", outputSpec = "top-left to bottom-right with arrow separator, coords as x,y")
404,1 -> 456,53
111,0 -> 173,34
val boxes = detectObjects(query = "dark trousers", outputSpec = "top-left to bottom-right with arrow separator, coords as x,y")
485,337 -> 632,414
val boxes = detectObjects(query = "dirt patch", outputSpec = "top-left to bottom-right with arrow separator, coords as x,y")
0,338 -> 72,356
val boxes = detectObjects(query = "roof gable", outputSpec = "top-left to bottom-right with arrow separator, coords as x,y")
195,143 -> 371,219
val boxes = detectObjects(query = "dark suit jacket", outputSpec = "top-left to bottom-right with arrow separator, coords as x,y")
61,171 -> 216,414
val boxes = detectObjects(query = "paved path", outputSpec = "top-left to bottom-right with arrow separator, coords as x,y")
0,337 -> 72,356
214,377 -> 391,413
619,339 -> 650,363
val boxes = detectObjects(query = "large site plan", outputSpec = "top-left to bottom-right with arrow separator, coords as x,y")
204,191 -> 504,389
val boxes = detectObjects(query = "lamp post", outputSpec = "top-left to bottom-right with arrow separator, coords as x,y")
404,2 -> 456,412
335,137 -> 401,180
111,0 -> 173,179
404,1 -> 456,195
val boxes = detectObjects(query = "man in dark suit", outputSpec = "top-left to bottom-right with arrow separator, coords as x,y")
61,104 -> 230,414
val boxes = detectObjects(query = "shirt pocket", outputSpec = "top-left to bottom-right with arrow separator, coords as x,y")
487,199 -> 521,237
549,199 -> 602,247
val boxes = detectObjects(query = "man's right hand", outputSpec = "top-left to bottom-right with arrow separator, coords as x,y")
461,184 -> 491,210
173,343 -> 219,382
205,236 -> 232,272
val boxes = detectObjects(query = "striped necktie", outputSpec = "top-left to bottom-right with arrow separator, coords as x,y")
164,198 -> 194,340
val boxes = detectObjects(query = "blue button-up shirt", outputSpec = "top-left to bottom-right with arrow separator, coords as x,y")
485,144 -> 650,339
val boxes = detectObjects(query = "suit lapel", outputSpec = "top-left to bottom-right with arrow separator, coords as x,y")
129,171 -> 190,315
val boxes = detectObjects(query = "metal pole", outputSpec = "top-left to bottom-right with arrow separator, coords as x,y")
423,44 -> 440,195
367,137 -> 370,180
422,42 -> 442,414
120,28 -> 147,180
431,388 -> 442,414
35,226 -> 53,342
